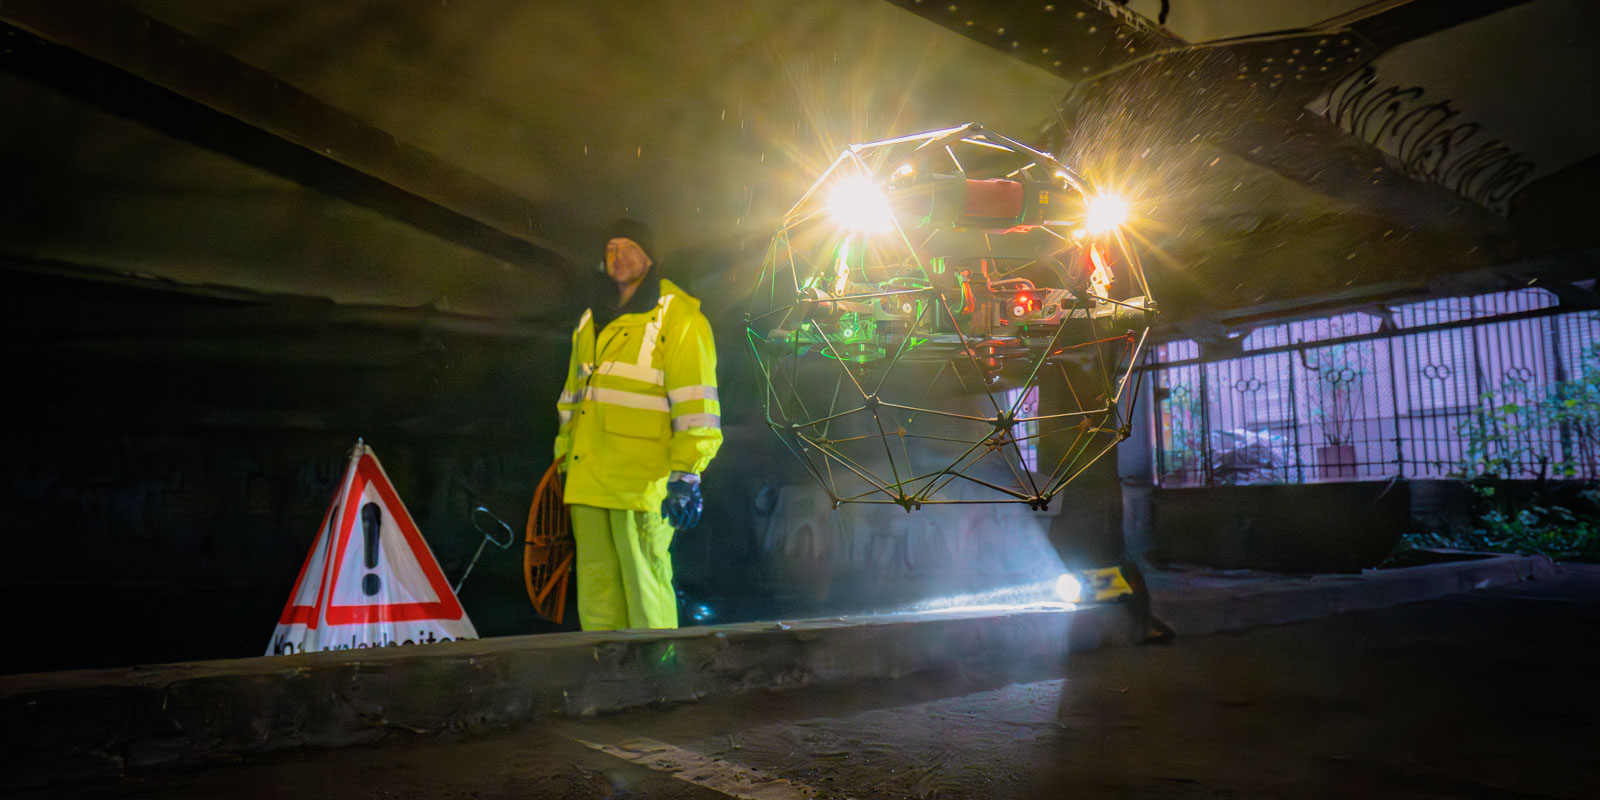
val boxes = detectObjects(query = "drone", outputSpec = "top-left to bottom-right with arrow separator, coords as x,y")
745,123 -> 1156,510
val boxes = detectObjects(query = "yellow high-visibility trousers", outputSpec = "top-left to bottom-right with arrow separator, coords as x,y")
569,504 -> 678,630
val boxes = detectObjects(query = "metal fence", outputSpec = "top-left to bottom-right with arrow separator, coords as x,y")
1151,288 -> 1600,487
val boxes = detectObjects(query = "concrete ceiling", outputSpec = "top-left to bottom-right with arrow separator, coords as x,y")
1,0 -> 1068,321
1,0 -> 1596,332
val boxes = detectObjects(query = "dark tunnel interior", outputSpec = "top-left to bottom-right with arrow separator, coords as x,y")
0,0 -> 1596,678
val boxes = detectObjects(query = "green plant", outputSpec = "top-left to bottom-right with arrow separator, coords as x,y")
1552,342 -> 1600,475
1398,485 -> 1600,560
1472,487 -> 1600,559
1158,381 -> 1204,482
1429,342 -> 1600,559
1300,342 -> 1369,446
1455,343 -> 1600,481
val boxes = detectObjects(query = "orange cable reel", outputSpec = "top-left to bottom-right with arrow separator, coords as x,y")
524,462 -> 575,624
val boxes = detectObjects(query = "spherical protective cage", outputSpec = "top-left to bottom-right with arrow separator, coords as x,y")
745,123 -> 1156,510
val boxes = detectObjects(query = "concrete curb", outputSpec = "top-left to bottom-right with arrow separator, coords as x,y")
0,554 -> 1552,792
0,602 -> 1138,792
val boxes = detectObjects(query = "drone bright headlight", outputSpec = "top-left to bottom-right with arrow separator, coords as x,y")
1085,193 -> 1130,235
1054,573 -> 1084,604
827,176 -> 895,234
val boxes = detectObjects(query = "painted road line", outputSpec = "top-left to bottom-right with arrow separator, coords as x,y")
559,723 -> 837,800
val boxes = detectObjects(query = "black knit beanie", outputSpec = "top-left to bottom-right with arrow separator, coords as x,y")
607,218 -> 656,263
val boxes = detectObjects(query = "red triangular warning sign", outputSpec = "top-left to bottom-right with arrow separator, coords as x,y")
268,442 -> 477,655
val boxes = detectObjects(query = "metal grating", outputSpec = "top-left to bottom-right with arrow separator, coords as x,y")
1153,289 -> 1600,486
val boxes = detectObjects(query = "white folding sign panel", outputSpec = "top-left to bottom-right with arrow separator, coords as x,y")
269,442 -> 477,655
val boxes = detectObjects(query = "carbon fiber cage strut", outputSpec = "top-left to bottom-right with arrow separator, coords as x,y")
745,123 -> 1156,509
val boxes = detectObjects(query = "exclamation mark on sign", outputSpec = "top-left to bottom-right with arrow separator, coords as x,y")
361,502 -> 382,596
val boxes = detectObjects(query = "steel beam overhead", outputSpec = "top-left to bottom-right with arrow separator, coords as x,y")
1333,0 -> 1538,51
0,0 -> 571,274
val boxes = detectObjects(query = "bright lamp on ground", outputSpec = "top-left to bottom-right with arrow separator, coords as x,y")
1085,193 -> 1129,234
827,176 -> 894,234
1055,573 -> 1084,603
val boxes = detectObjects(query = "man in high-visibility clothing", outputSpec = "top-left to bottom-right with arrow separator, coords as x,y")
553,219 -> 722,630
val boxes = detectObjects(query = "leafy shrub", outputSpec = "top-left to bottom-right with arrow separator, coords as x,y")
1411,343 -> 1600,559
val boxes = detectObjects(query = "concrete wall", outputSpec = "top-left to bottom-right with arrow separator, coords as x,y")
1,271 -> 570,673
1120,375 -> 1408,573
751,483 -> 1066,615
4,265 -> 1135,673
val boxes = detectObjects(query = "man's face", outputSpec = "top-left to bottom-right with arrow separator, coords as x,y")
605,237 -> 652,287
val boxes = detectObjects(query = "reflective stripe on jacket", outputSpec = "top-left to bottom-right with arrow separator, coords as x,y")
553,278 -> 723,512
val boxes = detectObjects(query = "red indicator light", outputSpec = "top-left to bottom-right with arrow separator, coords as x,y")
1010,290 -> 1039,317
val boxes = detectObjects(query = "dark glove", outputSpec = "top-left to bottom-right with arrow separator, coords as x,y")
660,478 -> 703,531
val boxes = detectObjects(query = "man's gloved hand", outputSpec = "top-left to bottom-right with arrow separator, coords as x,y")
660,475 -> 703,531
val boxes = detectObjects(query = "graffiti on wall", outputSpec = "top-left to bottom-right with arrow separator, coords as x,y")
1323,65 -> 1536,213
758,483 -> 1063,585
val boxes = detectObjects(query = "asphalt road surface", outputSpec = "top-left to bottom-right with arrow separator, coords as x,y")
31,565 -> 1600,799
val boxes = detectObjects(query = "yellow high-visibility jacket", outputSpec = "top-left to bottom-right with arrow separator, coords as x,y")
554,278 -> 722,512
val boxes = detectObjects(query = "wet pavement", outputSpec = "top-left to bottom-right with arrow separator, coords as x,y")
24,563 -> 1600,799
